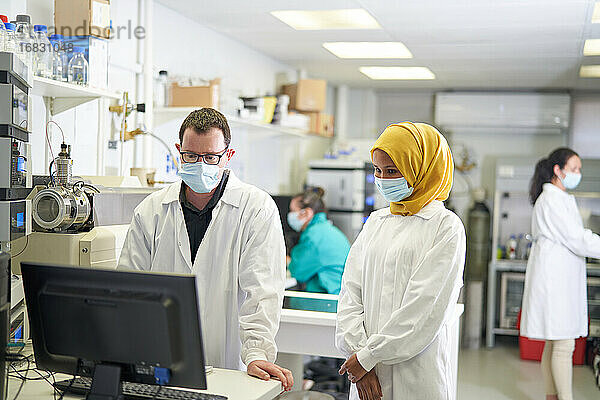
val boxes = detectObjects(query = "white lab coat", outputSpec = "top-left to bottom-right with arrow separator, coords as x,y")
336,201 -> 465,400
118,171 -> 286,370
521,183 -> 600,340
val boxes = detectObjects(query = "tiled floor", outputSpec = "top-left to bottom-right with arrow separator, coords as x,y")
458,338 -> 599,400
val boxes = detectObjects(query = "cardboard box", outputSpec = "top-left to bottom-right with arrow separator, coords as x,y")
62,36 -> 108,89
300,112 -> 334,137
283,79 -> 326,112
169,79 -> 221,108
55,0 -> 111,39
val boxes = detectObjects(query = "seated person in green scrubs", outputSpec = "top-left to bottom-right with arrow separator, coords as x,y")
287,187 -> 351,295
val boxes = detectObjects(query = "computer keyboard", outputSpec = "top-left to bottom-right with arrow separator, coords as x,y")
54,377 -> 228,400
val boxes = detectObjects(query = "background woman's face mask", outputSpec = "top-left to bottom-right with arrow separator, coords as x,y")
561,171 -> 581,190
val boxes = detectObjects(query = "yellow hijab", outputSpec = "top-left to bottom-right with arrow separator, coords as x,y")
370,122 -> 454,216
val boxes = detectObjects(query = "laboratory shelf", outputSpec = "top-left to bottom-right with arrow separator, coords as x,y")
31,76 -> 122,115
153,106 -> 331,139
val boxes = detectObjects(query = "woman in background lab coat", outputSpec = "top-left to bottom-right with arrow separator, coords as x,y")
287,187 -> 350,296
521,148 -> 600,400
336,122 -> 466,400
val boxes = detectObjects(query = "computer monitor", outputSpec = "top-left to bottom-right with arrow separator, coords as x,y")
21,262 -> 207,397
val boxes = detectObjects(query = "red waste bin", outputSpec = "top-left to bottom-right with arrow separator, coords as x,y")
516,310 -> 586,365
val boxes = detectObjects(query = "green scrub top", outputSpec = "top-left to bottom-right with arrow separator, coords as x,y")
288,212 -> 351,295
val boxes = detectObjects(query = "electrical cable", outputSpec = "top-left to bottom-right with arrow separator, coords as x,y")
47,120 -> 65,143
56,375 -> 75,400
9,355 -> 30,400
143,130 -> 179,169
7,354 -> 60,400
48,159 -> 56,187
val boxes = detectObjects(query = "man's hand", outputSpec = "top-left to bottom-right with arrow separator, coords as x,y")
339,353 -> 368,383
356,370 -> 382,400
247,360 -> 294,391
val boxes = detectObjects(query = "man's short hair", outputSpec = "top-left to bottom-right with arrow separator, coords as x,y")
178,108 -> 231,147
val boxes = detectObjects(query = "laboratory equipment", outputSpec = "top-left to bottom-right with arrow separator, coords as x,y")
67,46 -> 88,85
0,252 -> 10,400
32,25 -> 52,78
21,263 -> 216,399
13,170 -> 156,273
0,51 -> 30,141
306,159 -> 375,242
0,137 -> 32,200
0,199 -> 31,252
499,272 -> 525,329
463,189 -> 491,348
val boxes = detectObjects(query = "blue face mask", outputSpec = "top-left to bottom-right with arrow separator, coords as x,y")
375,177 -> 414,203
561,171 -> 581,190
287,211 -> 306,232
177,162 -> 221,193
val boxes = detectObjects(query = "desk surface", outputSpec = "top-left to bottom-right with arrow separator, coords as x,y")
8,368 -> 283,400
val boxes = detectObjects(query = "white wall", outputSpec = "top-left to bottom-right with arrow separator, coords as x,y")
147,1 -> 330,194
344,88 -> 378,139
23,0 -> 306,184
570,93 -> 600,159
376,91 -> 435,132
152,2 -> 294,103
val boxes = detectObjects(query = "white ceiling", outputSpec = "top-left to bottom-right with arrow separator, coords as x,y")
157,0 -> 600,90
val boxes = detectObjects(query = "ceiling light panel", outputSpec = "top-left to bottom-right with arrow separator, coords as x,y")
270,9 -> 381,30
580,65 -> 600,78
359,67 -> 436,80
323,42 -> 413,58
584,39 -> 600,56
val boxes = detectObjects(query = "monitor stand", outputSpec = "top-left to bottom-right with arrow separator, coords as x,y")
87,364 -> 124,400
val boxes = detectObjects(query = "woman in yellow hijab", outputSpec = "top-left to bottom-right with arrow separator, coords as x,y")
336,122 -> 466,400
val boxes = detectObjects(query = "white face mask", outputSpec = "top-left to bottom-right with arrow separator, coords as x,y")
561,171 -> 581,190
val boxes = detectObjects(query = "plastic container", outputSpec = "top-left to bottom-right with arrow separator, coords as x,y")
3,23 -> 17,55
0,19 -> 5,52
67,47 -> 88,85
48,38 -> 63,81
516,311 -> 586,365
48,34 -> 69,82
14,15 -> 34,69
33,25 -> 52,78
507,235 -> 518,260
154,70 -> 169,106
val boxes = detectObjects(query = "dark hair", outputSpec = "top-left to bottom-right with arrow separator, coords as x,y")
294,187 -> 326,214
179,108 -> 231,147
529,147 -> 579,204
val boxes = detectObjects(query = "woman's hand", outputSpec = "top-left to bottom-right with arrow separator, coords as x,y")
356,369 -> 382,400
339,353 -> 368,383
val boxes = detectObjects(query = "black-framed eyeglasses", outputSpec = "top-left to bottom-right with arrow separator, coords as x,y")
179,147 -> 229,165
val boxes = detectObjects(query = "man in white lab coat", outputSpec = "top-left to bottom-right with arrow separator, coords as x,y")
118,108 -> 293,390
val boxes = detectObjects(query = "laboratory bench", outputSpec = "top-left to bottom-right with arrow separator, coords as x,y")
7,366 -> 283,400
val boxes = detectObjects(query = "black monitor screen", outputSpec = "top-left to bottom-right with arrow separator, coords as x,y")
21,263 -> 207,390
